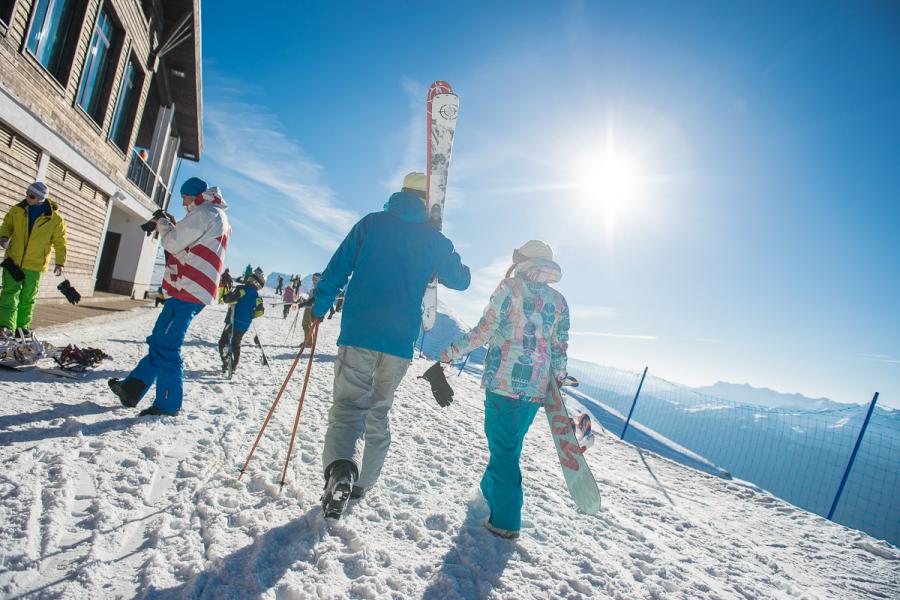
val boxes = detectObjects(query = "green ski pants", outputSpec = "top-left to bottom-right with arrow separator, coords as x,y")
0,267 -> 43,331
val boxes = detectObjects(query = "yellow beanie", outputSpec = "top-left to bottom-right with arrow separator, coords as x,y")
402,172 -> 427,193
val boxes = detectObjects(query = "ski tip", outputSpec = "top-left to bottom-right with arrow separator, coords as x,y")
427,80 -> 453,97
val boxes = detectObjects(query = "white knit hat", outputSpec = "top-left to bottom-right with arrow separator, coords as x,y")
512,240 -> 553,263
27,181 -> 49,201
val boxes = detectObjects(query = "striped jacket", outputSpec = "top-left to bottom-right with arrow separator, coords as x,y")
160,188 -> 230,305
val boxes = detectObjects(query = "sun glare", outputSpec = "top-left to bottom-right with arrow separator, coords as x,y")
576,148 -> 643,217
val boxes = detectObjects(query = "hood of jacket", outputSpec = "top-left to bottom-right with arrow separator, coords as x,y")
194,186 -> 228,211
515,257 -> 562,284
383,192 -> 426,223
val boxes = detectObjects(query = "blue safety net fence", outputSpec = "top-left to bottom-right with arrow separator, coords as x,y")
417,321 -> 899,547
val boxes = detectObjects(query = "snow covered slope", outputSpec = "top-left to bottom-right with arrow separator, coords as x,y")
0,305 -> 897,598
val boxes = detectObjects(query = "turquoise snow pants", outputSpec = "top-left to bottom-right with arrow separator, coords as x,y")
124,298 -> 204,413
481,391 -> 541,532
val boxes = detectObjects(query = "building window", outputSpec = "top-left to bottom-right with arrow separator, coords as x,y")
26,0 -> 86,85
1,1 -> 16,29
109,56 -> 143,152
76,6 -> 118,124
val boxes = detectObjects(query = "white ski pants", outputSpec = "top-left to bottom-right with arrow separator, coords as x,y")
321,345 -> 411,488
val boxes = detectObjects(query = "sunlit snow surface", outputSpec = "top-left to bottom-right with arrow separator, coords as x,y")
0,297 -> 897,598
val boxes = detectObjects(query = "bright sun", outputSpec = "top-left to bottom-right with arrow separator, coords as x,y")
576,148 -> 643,217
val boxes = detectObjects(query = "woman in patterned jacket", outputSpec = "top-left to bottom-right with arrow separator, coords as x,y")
440,240 -> 569,539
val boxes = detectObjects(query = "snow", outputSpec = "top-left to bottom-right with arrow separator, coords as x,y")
1,301 -> 898,599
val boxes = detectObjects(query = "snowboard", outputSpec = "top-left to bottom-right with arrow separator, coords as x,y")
545,380 -> 602,514
422,81 -> 459,331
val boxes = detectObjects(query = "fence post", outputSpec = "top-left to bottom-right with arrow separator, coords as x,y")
457,352 -> 470,376
827,392 -> 879,520
621,366 -> 648,440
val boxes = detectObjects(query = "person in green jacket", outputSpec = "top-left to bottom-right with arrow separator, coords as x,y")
0,181 -> 67,336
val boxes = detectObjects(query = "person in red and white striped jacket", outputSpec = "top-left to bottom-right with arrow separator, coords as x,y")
108,177 -> 231,417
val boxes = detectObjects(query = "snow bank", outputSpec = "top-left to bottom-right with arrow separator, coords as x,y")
0,303 -> 897,598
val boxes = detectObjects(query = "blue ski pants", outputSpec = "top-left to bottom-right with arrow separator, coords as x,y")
481,391 -> 541,532
125,297 -> 204,413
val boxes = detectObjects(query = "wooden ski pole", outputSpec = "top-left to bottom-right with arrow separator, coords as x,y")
238,337 -> 308,479
279,321 -> 320,491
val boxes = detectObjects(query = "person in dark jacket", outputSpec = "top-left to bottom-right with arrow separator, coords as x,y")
301,272 -> 321,343
218,271 -> 265,373
312,171 -> 470,519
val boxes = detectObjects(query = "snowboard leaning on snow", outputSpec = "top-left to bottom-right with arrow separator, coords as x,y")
545,380 -> 602,514
422,80 -> 459,331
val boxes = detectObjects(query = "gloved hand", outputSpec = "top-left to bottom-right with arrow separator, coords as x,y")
57,279 -> 81,305
419,361 -> 454,408
1,257 -> 25,282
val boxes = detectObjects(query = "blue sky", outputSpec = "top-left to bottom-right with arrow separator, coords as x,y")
174,1 -> 900,407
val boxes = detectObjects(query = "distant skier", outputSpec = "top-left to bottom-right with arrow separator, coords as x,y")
108,179 -> 230,417
301,272 -> 321,343
219,271 -> 265,374
0,181 -> 68,337
219,268 -> 233,302
439,240 -> 570,539
153,286 -> 165,308
311,172 -> 471,520
282,284 -> 296,319
276,275 -> 284,295
291,274 -> 302,293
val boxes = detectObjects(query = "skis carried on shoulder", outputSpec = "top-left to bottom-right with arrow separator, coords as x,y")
422,80 -> 460,331
544,380 -> 602,514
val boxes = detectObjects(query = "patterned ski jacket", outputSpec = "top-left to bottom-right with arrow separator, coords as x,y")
441,258 -> 570,403
160,187 -> 230,305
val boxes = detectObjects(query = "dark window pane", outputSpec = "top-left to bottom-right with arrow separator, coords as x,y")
26,0 -> 52,53
76,8 -> 116,123
0,0 -> 16,27
110,59 -> 141,151
26,0 -> 82,83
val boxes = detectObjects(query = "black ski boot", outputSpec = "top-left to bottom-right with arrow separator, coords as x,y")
109,377 -> 144,408
321,460 -> 357,520
350,485 -> 368,499
139,405 -> 179,417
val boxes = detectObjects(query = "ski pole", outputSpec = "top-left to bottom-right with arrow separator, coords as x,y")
238,337 -> 309,480
285,306 -> 300,346
457,352 -> 470,376
279,321 -> 320,491
224,306 -> 237,379
251,322 -> 274,374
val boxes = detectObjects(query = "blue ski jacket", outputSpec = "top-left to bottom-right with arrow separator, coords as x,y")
223,284 -> 261,333
313,192 -> 471,358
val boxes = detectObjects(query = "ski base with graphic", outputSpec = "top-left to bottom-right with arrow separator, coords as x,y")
545,380 -> 602,514
422,81 -> 459,332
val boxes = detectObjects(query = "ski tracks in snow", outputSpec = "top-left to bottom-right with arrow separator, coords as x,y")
1,300 -> 898,598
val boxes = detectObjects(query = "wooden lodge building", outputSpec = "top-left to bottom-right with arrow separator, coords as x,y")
0,0 -> 202,300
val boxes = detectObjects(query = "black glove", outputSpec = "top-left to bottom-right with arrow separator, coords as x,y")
57,279 -> 81,305
420,361 -> 454,408
140,210 -> 175,236
1,257 -> 25,282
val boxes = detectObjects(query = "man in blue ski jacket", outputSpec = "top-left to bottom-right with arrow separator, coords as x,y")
313,172 -> 470,519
